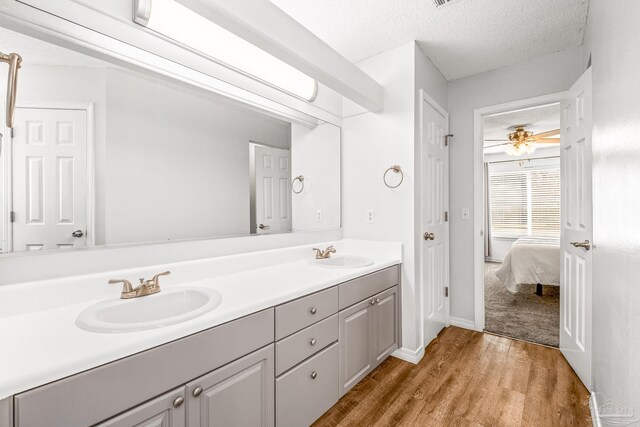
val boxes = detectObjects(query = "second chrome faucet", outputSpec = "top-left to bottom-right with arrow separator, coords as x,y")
109,271 -> 171,299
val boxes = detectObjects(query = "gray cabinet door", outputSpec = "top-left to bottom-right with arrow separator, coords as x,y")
338,298 -> 374,396
372,286 -> 399,366
97,387 -> 186,427
186,345 -> 274,427
276,343 -> 339,427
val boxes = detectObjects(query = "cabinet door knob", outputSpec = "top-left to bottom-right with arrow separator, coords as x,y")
310,338 -> 317,346
310,371 -> 317,380
375,298 -> 380,304
173,396 -> 185,408
310,307 -> 317,315
192,386 -> 203,397
370,300 -> 376,305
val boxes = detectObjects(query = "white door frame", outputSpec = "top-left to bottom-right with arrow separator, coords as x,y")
472,92 -> 565,331
418,89 -> 450,347
3,101 -> 96,251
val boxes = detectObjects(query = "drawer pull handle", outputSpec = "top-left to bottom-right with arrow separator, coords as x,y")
192,386 -> 203,397
310,338 -> 317,346
173,396 -> 185,408
311,371 -> 318,380
310,307 -> 318,315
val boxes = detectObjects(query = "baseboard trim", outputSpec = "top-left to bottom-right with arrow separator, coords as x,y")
449,316 -> 476,331
590,392 -> 601,427
392,346 -> 425,364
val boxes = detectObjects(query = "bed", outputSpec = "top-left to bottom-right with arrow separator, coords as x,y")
495,237 -> 560,294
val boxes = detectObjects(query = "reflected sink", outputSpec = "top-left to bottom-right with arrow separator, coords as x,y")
76,287 -> 222,333
309,255 -> 374,268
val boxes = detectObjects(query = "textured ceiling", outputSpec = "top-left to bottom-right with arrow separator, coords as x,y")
270,0 -> 589,80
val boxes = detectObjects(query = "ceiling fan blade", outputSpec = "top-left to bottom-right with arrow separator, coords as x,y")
531,129 -> 560,139
484,142 -> 510,148
532,138 -> 560,144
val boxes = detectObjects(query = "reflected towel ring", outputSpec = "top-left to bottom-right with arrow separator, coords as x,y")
383,165 -> 403,188
292,175 -> 305,194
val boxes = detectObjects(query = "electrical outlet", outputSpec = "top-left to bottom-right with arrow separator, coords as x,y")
367,209 -> 375,224
316,209 -> 322,222
461,208 -> 470,220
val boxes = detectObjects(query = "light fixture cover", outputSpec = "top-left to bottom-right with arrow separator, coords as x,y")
133,0 -> 318,101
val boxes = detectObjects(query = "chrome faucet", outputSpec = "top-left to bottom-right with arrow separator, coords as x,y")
109,271 -> 171,299
313,245 -> 336,259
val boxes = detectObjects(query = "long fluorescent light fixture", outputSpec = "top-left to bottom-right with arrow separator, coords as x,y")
133,0 -> 318,101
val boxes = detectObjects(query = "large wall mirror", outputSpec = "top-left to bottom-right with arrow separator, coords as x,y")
0,26 -> 341,254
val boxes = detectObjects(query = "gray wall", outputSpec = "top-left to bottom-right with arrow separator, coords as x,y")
446,47 -> 583,322
582,0 -> 640,412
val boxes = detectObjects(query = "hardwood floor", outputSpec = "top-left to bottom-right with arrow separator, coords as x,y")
314,327 -> 591,427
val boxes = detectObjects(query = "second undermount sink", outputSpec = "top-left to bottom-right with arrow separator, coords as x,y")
76,287 -> 222,333
309,255 -> 375,268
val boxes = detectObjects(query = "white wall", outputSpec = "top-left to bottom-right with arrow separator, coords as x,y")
291,123 -> 341,230
342,42 -> 448,355
103,68 -> 289,245
581,0 -> 640,411
447,47 -> 583,322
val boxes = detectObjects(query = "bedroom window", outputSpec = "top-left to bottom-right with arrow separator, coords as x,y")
489,168 -> 560,238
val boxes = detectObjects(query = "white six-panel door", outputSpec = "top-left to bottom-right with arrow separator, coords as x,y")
12,107 -> 88,251
560,68 -> 593,390
421,92 -> 450,346
254,145 -> 291,234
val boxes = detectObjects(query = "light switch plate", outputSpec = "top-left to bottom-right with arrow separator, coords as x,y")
462,208 -> 470,220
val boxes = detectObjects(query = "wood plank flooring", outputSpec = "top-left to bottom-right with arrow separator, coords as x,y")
313,327 -> 591,427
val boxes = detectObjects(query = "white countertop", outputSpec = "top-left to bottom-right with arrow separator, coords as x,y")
0,239 -> 401,399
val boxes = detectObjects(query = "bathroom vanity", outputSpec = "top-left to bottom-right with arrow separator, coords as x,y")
0,247 -> 401,427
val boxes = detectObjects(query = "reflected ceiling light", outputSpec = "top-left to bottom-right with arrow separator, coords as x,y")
133,0 -> 318,101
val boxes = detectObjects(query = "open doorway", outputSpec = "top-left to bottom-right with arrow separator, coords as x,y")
481,103 -> 561,347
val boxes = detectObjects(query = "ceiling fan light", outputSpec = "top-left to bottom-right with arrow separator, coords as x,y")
506,145 -> 521,156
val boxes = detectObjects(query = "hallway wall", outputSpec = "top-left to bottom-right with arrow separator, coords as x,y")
447,48 -> 583,323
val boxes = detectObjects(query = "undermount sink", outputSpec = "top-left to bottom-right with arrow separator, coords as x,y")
309,255 -> 375,268
76,287 -> 222,333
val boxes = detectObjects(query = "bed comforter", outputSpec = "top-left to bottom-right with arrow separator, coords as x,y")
495,237 -> 560,293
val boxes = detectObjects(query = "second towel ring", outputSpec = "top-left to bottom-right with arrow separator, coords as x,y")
292,175 -> 305,194
383,165 -> 404,188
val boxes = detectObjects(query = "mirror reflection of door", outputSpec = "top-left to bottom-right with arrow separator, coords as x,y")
11,106 -> 89,251
251,144 -> 291,234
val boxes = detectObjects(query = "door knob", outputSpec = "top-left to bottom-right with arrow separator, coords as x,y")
72,230 -> 84,238
570,240 -> 591,251
258,224 -> 270,230
424,232 -> 435,241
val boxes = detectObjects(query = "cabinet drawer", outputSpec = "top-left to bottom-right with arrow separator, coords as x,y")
276,343 -> 339,427
275,286 -> 338,340
339,265 -> 399,310
276,314 -> 338,375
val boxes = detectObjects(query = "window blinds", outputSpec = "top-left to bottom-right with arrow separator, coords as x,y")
489,168 -> 560,238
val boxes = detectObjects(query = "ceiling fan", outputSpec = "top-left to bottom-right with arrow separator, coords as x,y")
485,125 -> 560,156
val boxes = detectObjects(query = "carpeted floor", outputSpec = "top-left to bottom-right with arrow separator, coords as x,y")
484,262 -> 560,347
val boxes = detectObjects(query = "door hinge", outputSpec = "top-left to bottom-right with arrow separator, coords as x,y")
10,211 -> 15,222
445,286 -> 449,297
10,128 -> 14,138
444,134 -> 454,147
443,211 -> 448,222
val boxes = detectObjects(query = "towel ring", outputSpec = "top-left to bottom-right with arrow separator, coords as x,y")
292,175 -> 305,194
383,165 -> 403,188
